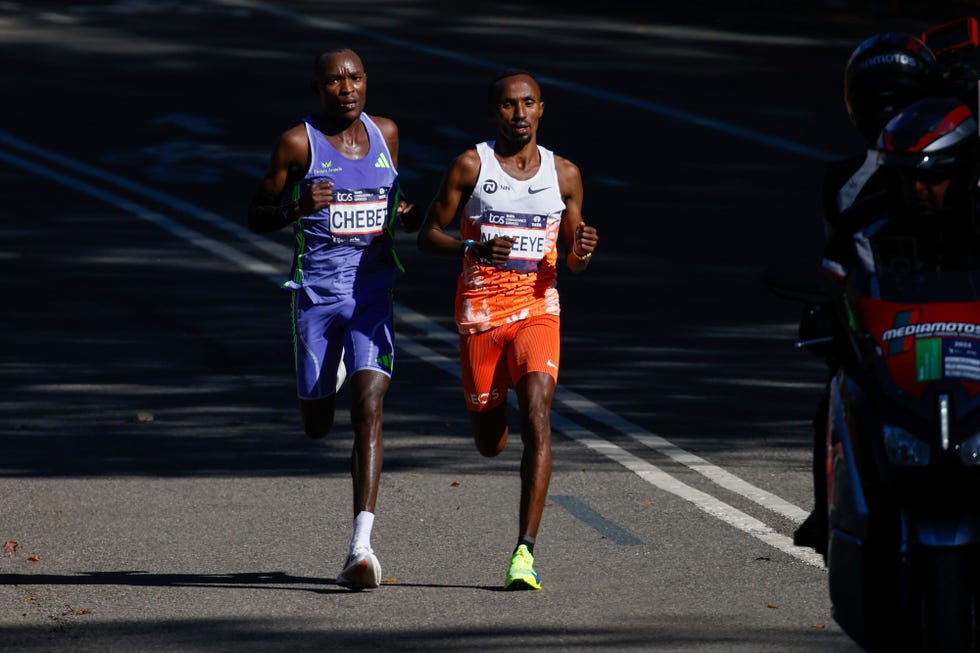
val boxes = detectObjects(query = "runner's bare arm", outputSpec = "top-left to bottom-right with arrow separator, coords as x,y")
556,156 -> 597,272
247,126 -> 313,233
417,150 -> 480,257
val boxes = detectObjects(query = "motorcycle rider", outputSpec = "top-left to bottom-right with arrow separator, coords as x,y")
794,32 -> 944,553
801,97 -> 980,556
819,96 -> 980,653
823,96 -> 980,280
824,32 -> 943,230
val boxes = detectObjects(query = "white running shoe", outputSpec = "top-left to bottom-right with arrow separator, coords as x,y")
336,547 -> 381,590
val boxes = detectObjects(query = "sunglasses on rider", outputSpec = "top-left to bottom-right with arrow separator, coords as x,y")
897,166 -> 954,186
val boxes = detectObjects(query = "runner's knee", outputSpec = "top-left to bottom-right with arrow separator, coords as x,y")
300,396 -> 335,439
471,408 -> 508,457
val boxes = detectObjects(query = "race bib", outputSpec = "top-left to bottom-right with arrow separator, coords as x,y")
479,209 -> 549,272
328,187 -> 390,246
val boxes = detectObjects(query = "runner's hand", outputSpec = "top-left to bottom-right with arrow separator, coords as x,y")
299,180 -> 334,216
397,201 -> 423,233
574,221 -> 598,256
480,236 -> 517,265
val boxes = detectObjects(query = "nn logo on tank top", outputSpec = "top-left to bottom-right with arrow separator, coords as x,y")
375,153 -> 391,169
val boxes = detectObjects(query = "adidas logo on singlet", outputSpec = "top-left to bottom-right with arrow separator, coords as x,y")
375,152 -> 391,169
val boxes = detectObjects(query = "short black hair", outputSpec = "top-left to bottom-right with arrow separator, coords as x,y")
487,68 -> 540,104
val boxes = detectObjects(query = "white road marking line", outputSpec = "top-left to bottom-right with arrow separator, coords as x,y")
0,149 -> 281,283
0,131 -> 821,567
397,335 -> 822,568
397,304 -> 810,524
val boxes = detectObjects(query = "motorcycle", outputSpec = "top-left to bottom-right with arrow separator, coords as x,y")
767,17 -> 980,651
770,249 -> 980,652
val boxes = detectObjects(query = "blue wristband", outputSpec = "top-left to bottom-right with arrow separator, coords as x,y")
462,239 -> 477,257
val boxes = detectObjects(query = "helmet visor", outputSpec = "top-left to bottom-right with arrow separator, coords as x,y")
877,149 -> 961,170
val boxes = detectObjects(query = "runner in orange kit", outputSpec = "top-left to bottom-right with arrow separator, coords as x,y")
417,68 -> 598,590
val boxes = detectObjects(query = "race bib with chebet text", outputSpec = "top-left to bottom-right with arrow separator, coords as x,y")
328,186 -> 389,246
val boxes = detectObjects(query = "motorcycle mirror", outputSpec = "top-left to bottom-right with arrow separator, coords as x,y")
922,17 -> 978,57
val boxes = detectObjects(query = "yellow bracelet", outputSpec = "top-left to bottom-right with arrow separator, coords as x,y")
572,249 -> 592,261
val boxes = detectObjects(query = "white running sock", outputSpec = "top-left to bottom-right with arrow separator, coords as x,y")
350,511 -> 375,554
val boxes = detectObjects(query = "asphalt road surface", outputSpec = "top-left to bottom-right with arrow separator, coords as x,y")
1,1 -> 975,651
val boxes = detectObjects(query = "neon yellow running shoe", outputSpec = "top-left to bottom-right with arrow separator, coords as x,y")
504,544 -> 541,590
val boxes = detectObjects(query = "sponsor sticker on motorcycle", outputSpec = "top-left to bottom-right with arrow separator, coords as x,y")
914,338 -> 980,382
915,338 -> 942,382
944,339 -> 980,382
858,298 -> 980,396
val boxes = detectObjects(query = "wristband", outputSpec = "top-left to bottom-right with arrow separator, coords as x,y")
462,239 -> 478,258
572,249 -> 592,261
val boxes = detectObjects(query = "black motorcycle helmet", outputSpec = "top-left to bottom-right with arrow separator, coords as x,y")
844,33 -> 941,144
877,96 -> 979,215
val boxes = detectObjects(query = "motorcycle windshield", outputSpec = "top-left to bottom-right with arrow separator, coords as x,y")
852,269 -> 980,399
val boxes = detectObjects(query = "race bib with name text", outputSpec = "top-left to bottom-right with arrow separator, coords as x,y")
478,209 -> 549,272
328,187 -> 389,246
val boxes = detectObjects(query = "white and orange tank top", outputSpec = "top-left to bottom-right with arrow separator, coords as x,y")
455,141 -> 566,334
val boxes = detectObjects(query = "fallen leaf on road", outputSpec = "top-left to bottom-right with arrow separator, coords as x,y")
811,623 -> 826,629
767,603 -> 779,609
62,605 -> 91,616
383,577 -> 397,583
27,555 -> 42,562
3,541 -> 16,556
450,481 -> 460,487
24,596 -> 37,601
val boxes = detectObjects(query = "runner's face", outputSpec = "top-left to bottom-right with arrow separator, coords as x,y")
491,75 -> 543,146
315,51 -> 367,119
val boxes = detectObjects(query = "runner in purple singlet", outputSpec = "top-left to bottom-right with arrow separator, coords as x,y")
247,47 -> 421,591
